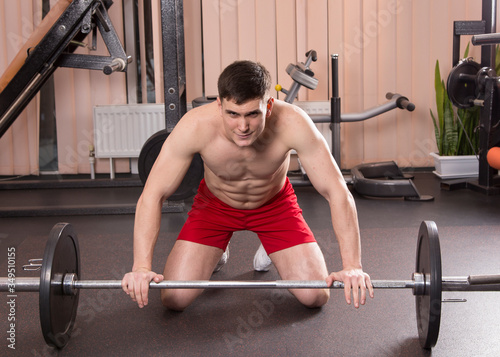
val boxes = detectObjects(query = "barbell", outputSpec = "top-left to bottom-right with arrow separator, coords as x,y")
1,221 -> 499,350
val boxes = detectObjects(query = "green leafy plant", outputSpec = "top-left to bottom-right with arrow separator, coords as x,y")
430,44 -> 480,156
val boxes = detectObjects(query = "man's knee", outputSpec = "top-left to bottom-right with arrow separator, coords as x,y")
161,289 -> 200,311
296,289 -> 330,308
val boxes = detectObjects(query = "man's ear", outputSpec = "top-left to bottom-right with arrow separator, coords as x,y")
266,97 -> 274,117
217,97 -> 223,114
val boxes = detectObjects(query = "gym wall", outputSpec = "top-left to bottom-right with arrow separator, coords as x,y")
0,0 -> 495,176
196,0 -> 489,169
0,0 -> 129,176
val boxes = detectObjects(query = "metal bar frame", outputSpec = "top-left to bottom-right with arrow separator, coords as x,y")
0,0 -> 98,138
160,0 -> 187,131
0,0 -> 129,139
448,0 -> 500,193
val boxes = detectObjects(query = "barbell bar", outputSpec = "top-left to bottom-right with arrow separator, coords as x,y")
1,221 -> 499,350
3,275 -> 500,292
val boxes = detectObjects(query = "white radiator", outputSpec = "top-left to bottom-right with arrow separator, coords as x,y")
93,104 -> 166,177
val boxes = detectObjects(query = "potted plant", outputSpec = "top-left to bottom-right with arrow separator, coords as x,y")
430,45 -> 482,179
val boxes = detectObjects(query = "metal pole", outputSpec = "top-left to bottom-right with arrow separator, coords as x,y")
331,54 -> 342,167
73,279 -> 415,290
0,277 -> 40,292
481,0 -> 497,68
442,276 -> 500,292
1,275 -> 500,293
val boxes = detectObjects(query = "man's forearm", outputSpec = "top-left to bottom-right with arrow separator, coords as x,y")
132,194 -> 163,271
330,190 -> 363,269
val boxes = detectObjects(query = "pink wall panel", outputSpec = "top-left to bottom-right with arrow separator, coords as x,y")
219,1 -> 239,69
201,0 -> 222,95
0,0 -> 39,175
0,0 -> 493,175
53,1 -> 128,175
361,0 -> 379,163
341,0 -> 364,167
377,0 -> 398,162
196,0 -> 488,169
276,0 -> 298,101
305,0 -> 329,101
394,0 -> 414,167
237,0 -> 257,61
255,0 -> 278,90
184,0 -> 204,99
410,0 -> 434,167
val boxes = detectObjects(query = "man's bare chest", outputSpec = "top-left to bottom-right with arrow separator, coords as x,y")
201,141 -> 290,181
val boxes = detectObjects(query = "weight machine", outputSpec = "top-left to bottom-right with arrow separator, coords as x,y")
0,0 -> 131,139
442,0 -> 500,194
277,51 -> 433,201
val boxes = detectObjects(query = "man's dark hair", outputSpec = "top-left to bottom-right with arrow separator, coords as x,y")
217,61 -> 271,104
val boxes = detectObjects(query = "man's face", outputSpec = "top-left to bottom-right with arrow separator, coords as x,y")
218,97 -> 272,147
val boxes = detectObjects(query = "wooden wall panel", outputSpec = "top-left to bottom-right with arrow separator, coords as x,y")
184,0 -> 203,99
276,0 -> 298,101
394,0 -> 413,167
195,0 -> 487,169
410,0 -> 433,167
54,0 -> 128,174
152,0 -> 164,104
219,1 -> 239,69
201,0 -> 222,95
0,0 -> 39,175
255,0 -> 277,89
237,0 -> 257,61
361,0 -> 379,163
1,0 -> 494,175
342,0 -> 364,168
305,0 -> 329,101
377,0 -> 397,162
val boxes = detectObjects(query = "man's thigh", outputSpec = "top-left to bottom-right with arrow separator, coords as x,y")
269,242 -> 328,280
163,240 -> 224,280
161,240 -> 223,309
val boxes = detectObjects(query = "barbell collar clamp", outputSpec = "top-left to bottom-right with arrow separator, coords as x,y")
63,273 -> 78,296
442,298 -> 467,303
412,272 -> 425,296
23,258 -> 43,271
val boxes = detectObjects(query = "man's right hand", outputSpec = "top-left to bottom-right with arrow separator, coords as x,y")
121,268 -> 164,308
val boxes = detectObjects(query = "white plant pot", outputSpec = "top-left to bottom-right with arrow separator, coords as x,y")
430,152 -> 479,179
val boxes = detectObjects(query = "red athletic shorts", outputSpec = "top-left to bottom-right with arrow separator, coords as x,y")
177,178 -> 316,254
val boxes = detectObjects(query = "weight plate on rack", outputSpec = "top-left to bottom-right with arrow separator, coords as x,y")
138,129 -> 204,201
447,58 -> 481,109
415,220 -> 442,349
39,223 -> 80,349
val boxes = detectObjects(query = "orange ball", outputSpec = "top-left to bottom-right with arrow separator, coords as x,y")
487,146 -> 500,169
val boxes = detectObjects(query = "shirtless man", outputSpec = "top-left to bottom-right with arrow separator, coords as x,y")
122,60 -> 373,310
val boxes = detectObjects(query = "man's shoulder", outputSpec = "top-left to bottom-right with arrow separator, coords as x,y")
177,101 -> 220,131
271,100 -> 313,130
168,102 -> 221,151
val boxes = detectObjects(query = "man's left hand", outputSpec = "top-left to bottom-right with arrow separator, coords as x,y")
326,269 -> 374,308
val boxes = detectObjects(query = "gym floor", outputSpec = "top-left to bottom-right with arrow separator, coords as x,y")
0,171 -> 499,356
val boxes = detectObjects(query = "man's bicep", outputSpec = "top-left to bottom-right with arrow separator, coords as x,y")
294,128 -> 344,198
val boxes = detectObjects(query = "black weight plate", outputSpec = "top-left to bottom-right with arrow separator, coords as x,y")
40,223 -> 80,348
138,129 -> 204,201
447,58 -> 481,109
415,221 -> 442,349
